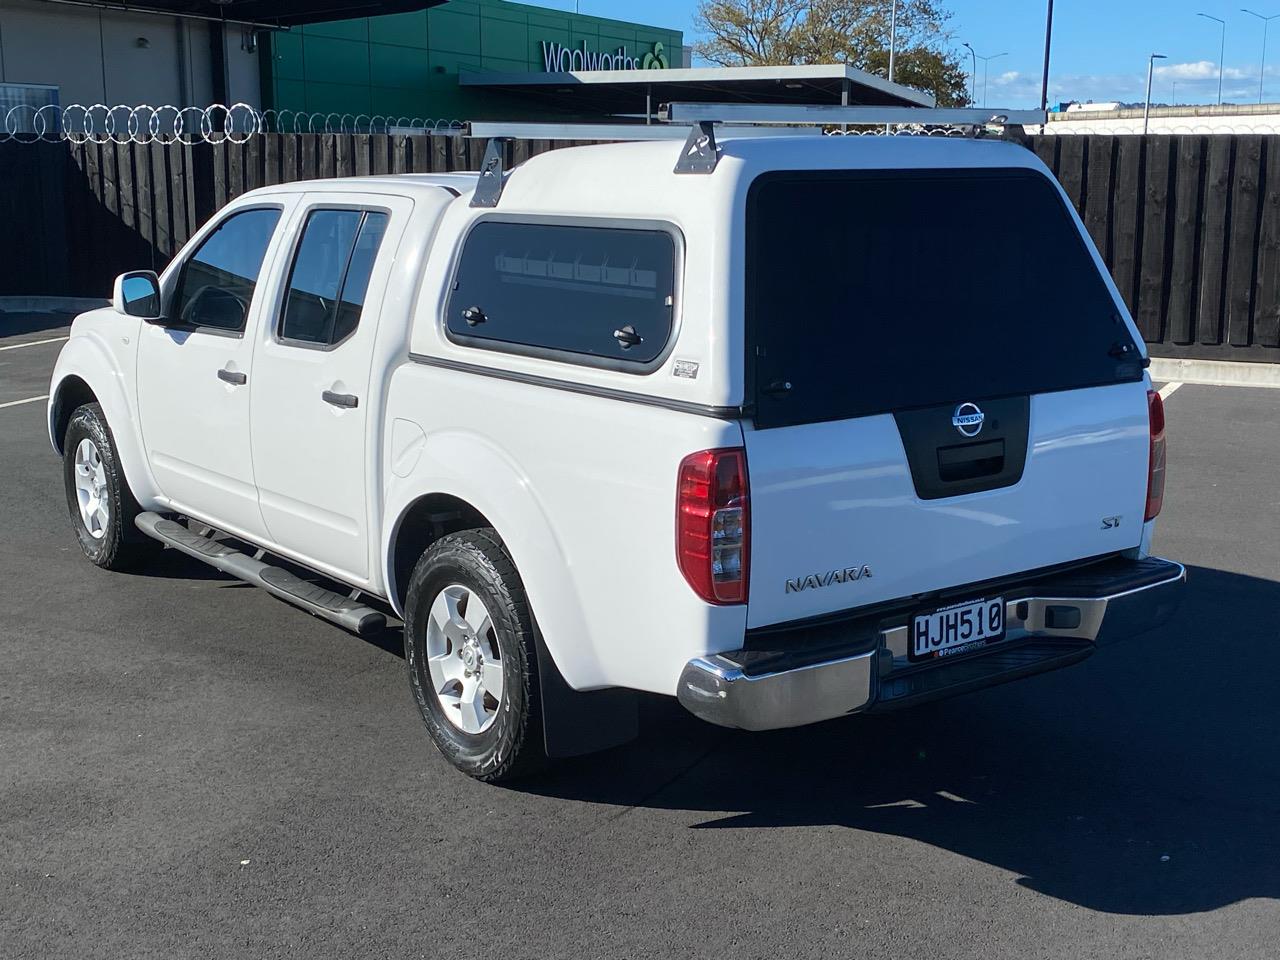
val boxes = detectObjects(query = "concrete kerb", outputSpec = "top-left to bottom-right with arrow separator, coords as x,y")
1149,356 -> 1280,390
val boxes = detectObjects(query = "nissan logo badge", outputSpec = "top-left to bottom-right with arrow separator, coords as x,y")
952,402 -> 985,438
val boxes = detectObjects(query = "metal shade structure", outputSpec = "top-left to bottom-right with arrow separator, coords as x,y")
49,0 -> 446,27
459,64 -> 935,120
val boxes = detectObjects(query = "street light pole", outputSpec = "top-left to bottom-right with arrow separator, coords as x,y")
1145,53 -> 1168,133
1197,12 -> 1226,105
1040,0 -> 1055,112
972,50 -> 1008,107
1243,9 -> 1280,103
962,42 -> 977,103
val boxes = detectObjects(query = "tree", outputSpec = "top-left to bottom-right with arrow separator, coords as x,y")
693,0 -> 971,107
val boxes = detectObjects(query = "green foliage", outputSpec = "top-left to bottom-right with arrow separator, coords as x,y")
694,0 -> 971,107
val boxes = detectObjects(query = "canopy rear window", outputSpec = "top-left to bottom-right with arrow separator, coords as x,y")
746,168 -> 1142,429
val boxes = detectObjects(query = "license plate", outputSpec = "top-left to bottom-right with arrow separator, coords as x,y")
910,596 -> 1006,661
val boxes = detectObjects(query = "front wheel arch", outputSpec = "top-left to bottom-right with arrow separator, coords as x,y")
50,375 -> 97,455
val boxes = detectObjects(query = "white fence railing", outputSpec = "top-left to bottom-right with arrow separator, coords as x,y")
1,103 -> 465,145
1044,120 -> 1280,135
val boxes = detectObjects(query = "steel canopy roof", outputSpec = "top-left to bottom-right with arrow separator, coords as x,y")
459,64 -> 935,117
82,0 -> 446,27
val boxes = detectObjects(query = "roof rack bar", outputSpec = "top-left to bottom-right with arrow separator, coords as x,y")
658,103 -> 1047,127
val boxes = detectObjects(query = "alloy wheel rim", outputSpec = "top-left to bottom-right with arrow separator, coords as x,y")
73,438 -> 109,540
425,583 -> 503,735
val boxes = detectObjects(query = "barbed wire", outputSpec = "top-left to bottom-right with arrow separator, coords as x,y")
10,102 -> 1280,144
0,102 -> 466,145
824,124 -> 974,137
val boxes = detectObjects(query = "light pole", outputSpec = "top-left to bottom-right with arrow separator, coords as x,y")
971,50 -> 1008,107
962,42 -> 978,103
1243,9 -> 1280,102
1040,0 -> 1055,112
1145,53 -> 1168,133
1197,12 -> 1226,104
888,0 -> 899,82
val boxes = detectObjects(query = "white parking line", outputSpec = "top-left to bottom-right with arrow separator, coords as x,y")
1158,382 -> 1183,400
0,395 -> 48,410
0,336 -> 69,352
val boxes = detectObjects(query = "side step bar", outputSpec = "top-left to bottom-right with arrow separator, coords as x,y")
135,512 -> 386,637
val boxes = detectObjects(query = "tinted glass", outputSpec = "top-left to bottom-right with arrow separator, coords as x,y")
280,210 -> 389,346
446,222 -> 676,367
173,208 -> 280,332
747,169 -> 1142,429
333,212 -> 389,343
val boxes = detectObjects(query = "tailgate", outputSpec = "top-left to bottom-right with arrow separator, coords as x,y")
742,381 -> 1150,627
741,165 -> 1150,628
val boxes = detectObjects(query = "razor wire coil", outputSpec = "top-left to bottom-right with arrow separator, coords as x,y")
1,102 -> 465,144
8,102 -> 1280,144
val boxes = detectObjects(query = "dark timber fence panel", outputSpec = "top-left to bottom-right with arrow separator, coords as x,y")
1,133 -> 1278,362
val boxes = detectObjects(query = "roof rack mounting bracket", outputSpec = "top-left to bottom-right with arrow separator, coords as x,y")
674,121 -> 719,175
470,137 -> 512,208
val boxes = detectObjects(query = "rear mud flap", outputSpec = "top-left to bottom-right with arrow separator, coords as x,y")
536,626 -> 639,758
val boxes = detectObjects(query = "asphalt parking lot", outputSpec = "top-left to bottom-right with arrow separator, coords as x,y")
2,312 -> 1278,960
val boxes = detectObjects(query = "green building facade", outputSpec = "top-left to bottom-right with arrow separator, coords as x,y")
263,0 -> 684,121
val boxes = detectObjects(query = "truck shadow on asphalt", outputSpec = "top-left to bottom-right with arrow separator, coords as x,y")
518,564 -> 1279,917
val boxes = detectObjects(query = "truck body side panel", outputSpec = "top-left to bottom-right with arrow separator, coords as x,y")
382,361 -> 747,694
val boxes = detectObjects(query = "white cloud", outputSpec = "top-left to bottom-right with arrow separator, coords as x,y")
1154,60 -> 1249,81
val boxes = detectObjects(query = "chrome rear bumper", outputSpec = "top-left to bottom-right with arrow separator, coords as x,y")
677,556 -> 1186,732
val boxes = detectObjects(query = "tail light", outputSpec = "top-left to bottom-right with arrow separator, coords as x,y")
1145,389 -> 1167,521
676,448 -> 750,604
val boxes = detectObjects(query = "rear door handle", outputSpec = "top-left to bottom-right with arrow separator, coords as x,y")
217,367 -> 247,385
322,390 -> 359,409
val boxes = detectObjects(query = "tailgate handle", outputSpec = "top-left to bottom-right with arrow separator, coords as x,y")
937,439 -> 1005,483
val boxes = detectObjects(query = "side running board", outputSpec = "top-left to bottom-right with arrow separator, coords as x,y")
135,512 -> 386,637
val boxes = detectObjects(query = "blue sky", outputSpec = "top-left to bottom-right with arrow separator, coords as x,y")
526,1 -> 1280,107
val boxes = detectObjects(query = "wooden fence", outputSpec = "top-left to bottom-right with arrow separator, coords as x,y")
0,134 -> 582,305
1028,134 -> 1280,362
3,133 -> 1280,362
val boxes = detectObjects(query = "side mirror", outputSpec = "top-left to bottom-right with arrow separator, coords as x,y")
112,271 -> 163,321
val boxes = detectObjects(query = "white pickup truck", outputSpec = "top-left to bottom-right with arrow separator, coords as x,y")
50,129 -> 1184,781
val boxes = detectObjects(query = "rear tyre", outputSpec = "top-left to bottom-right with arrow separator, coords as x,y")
62,403 -> 152,571
404,529 -> 545,782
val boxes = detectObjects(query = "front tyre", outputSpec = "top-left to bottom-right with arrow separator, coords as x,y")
404,529 -> 545,782
62,403 -> 152,570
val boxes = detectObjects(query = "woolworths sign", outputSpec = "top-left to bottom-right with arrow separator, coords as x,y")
539,40 -> 670,72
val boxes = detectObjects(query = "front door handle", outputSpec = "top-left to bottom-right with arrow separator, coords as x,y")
322,390 -> 359,409
217,367 -> 247,385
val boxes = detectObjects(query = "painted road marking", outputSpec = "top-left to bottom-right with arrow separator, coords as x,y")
0,336 -> 69,352
1158,382 -> 1183,400
0,395 -> 48,410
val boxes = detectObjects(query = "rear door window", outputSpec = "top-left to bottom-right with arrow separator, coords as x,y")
445,221 -> 677,370
746,169 -> 1142,429
279,209 -> 390,347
